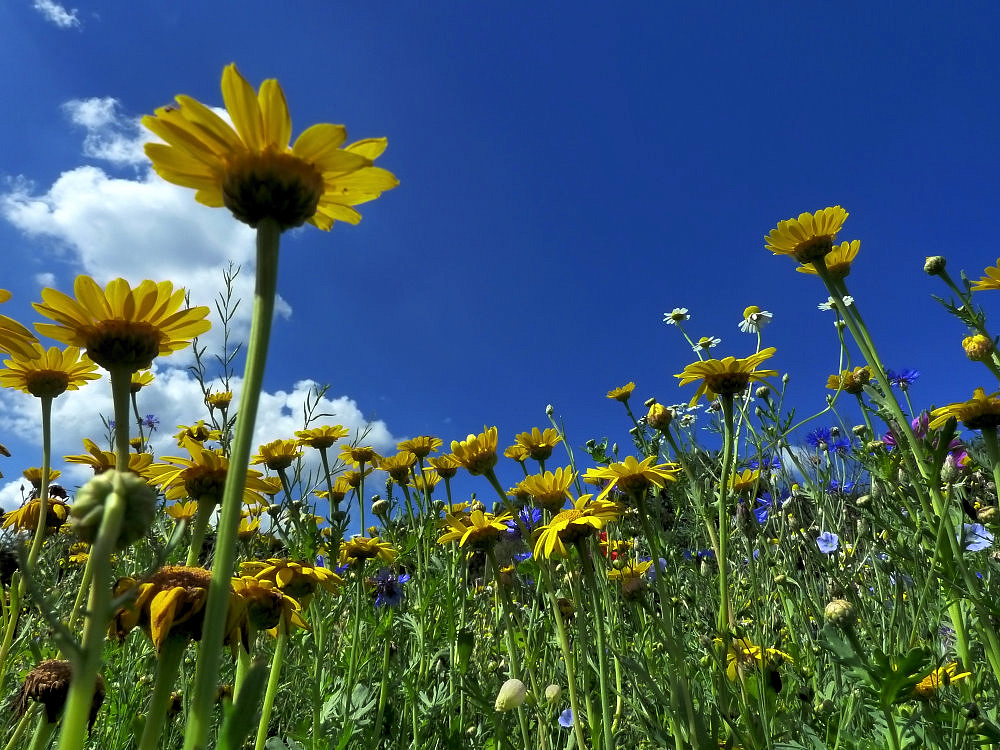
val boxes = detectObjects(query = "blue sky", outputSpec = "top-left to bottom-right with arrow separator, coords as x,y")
2,1 -> 999,509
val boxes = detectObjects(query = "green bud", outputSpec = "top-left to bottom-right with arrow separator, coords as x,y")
495,678 -> 526,712
71,470 -> 156,551
544,684 -> 561,704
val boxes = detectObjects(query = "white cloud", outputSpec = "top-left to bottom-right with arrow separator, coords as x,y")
0,166 -> 287,355
33,272 -> 55,287
0,369 -> 400,511
62,98 -> 145,166
32,0 -> 80,28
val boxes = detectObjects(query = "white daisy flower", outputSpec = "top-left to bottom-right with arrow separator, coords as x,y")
663,307 -> 690,325
738,305 -> 773,333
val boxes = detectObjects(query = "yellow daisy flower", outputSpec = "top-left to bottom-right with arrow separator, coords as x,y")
22,467 -> 61,489
972,259 -> 1000,291
532,495 -> 623,559
0,344 -> 100,399
143,63 -> 398,231
230,576 -> 309,638
338,444 -> 382,467
379,451 -> 417,484
765,206 -> 848,264
606,382 -> 636,402
504,444 -> 530,463
583,456 -> 680,502
675,348 -> 778,406
451,427 -> 499,476
295,424 -> 350,449
910,662 -> 971,698
64,438 -> 153,475
410,470 -> 441,493
143,443 -> 272,507
716,637 -> 792,682
1,497 -> 70,535
338,535 -> 398,566
929,388 -> 1000,431
130,370 -> 154,393
517,468 -> 576,513
0,289 -> 40,360
729,468 -> 761,494
165,501 -> 199,522
238,558 -> 342,604
175,420 -> 223,447
32,276 -> 211,372
251,439 -> 303,471
397,436 -> 442,458
110,566 -> 244,651
826,366 -> 871,395
514,427 -> 562,462
795,240 -> 860,280
436,509 -> 513,551
205,390 -> 233,409
426,454 -> 462,479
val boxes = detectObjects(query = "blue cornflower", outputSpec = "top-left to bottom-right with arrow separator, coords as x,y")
831,437 -> 851,456
806,427 -> 832,449
558,709 -> 574,729
371,568 -> 410,608
505,507 -> 543,539
816,531 -> 840,554
886,368 -> 920,391
682,549 -> 715,562
646,557 -> 669,581
748,455 -> 781,471
512,551 -> 532,563
960,523 -> 994,552
142,414 -> 160,430
827,479 -> 855,494
753,493 -> 774,525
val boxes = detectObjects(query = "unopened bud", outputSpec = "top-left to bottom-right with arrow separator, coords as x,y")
924,255 -> 946,275
71,470 -> 156,551
495,678 -> 527,712
824,598 -> 856,629
544,684 -> 561,704
978,506 -> 997,525
962,334 -> 994,362
755,386 -> 770,400
372,499 -> 389,517
545,404 -> 554,416
646,402 -> 673,431
852,424 -> 867,437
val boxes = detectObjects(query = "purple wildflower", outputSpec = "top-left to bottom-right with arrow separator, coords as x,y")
371,568 -> 410,608
886,368 -> 920,391
142,414 -> 160,430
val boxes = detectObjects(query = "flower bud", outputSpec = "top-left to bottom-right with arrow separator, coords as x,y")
646,402 -> 673,431
71,470 -> 156,551
495,678 -> 527,712
962,334 -> 994,362
977,506 -> 997,525
545,404 -> 554,416
852,424 -> 867,437
755,385 -> 770,400
924,255 -> 946,275
824,598 -> 856,629
544,684 -> 562,704
372,499 -> 389,517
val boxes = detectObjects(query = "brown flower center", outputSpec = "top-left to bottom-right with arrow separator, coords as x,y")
26,371 -> 71,399
86,320 -> 162,371
793,235 -> 834,264
222,150 -> 324,230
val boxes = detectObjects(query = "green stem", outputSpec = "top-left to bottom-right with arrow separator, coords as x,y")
25,396 -> 54,575
138,636 -> 188,750
26,716 -> 56,750
3,705 -> 38,750
185,217 -> 281,750
579,543 -> 614,750
540,565 -> 588,750
374,613 -> 392,737
56,472 -> 127,750
185,497 -> 214,566
254,619 -> 289,750
716,394 -> 737,634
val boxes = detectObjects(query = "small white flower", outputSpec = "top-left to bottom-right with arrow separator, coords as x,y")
818,296 -> 854,311
663,307 -> 690,325
692,336 -> 721,352
738,306 -> 773,333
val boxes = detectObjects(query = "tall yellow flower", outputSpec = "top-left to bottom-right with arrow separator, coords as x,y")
606,382 -> 636,403
517,468 -> 576,513
583,456 -> 680,502
514,427 -> 562,461
532,495 -> 623,559
929,388 -> 1000,431
397,436 -> 442,458
32,276 -> 211,372
765,206 -> 848,264
795,240 -> 860,280
675,348 -> 778,406
971,259 -> 1000,291
451,427 -> 499,476
65,438 -> 153,475
143,63 -> 398,231
143,443 -> 272,507
296,424 -> 350,449
0,289 -> 40,359
251,439 -> 303,471
130,370 -> 155,393
0,344 -> 100,398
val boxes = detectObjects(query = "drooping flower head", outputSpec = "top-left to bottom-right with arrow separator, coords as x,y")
675,348 -> 778,406
738,306 -> 773,334
795,240 -> 860,280
765,206 -> 848,264
33,276 -> 211,372
143,64 -> 398,231
826,366 -> 871,395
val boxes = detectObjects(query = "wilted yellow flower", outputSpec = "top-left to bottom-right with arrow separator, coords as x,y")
795,240 -> 860,280
826,366 -> 871,395
143,63 -> 398,231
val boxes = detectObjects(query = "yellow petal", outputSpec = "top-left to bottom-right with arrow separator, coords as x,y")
221,64 -> 264,151
258,79 -> 292,149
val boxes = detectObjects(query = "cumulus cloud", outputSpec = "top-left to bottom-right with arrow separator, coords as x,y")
32,0 -> 80,28
0,369 -> 400,511
62,98 -> 145,166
